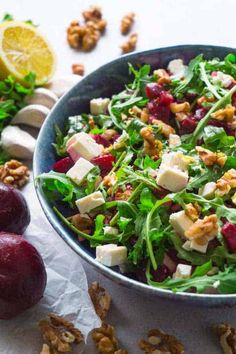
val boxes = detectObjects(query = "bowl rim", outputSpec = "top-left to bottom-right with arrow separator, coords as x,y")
34,44 -> 236,303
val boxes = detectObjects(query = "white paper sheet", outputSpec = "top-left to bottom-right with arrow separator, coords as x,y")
0,180 -> 101,354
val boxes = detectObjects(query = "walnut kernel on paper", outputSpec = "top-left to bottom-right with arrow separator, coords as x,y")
0,159 -> 30,188
89,281 -> 112,320
139,328 -> 184,354
92,322 -> 127,354
121,12 -> 135,35
38,313 -> 84,353
214,323 -> 236,354
120,33 -> 138,54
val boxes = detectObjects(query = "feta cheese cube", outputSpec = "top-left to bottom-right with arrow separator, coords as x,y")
66,157 -> 94,185
76,191 -> 105,213
169,134 -> 181,148
167,59 -> 187,80
90,98 -> 110,115
156,166 -> 188,192
189,239 -> 208,253
198,182 -> 216,199
96,244 -> 127,267
174,264 -> 192,279
211,71 -> 233,88
103,226 -> 119,236
67,132 -> 103,161
160,151 -> 189,172
169,210 -> 194,238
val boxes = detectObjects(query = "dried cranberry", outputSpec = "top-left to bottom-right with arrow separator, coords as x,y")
194,108 -> 207,121
91,153 -> 115,176
147,100 -> 159,115
156,105 -> 171,124
92,134 -> 110,147
221,222 -> 236,252
179,116 -> 197,134
52,157 -> 74,173
151,265 -> 170,282
208,119 -> 226,129
145,83 -> 162,99
185,92 -> 197,102
158,91 -> 174,106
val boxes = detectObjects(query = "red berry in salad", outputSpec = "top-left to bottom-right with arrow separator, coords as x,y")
158,91 -> 174,106
91,154 -> 115,176
92,134 -> 111,147
221,222 -> 236,252
145,83 -> 162,99
179,116 -> 197,134
52,157 -> 74,173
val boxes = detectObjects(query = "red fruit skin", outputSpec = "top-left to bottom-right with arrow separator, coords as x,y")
52,157 -> 74,173
92,134 -> 111,147
221,222 -> 236,252
158,91 -> 174,106
151,264 -> 170,282
179,116 -> 197,134
91,154 -> 115,176
0,183 -> 30,234
145,83 -> 163,99
0,232 -> 47,319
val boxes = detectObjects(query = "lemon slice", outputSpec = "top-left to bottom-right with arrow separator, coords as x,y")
0,21 -> 56,85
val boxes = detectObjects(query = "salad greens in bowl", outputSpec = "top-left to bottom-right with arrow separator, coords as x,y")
34,45 -> 236,306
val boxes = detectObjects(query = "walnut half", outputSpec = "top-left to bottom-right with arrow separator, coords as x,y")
92,322 -> 127,354
214,323 -> 236,354
88,281 -> 112,320
139,328 -> 184,354
0,159 -> 30,188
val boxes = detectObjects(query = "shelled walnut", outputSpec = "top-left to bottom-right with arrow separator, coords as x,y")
121,12 -> 135,35
72,63 -> 85,76
38,313 -> 84,353
89,282 -> 112,320
214,323 -> 236,354
139,328 -> 184,354
92,322 -> 127,354
0,159 -> 30,188
120,33 -> 138,54
70,213 -> 93,234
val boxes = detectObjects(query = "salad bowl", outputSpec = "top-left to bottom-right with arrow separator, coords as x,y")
34,45 -> 236,307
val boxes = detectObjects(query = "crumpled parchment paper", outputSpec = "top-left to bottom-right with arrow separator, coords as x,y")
0,180 -> 101,354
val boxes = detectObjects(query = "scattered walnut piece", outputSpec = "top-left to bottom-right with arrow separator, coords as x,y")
215,178 -> 231,197
139,328 -> 184,354
211,104 -> 235,122
222,168 -> 236,188
196,146 -> 227,168
151,118 -> 176,138
128,105 -> 142,117
121,12 -> 135,35
102,129 -> 117,141
89,282 -> 112,321
67,5 -> 106,51
170,102 -> 190,114
92,322 -> 127,354
115,186 -> 133,201
197,95 -> 215,106
70,213 -> 93,234
214,323 -> 236,354
120,33 -> 138,54
0,159 -> 30,188
140,108 -> 150,123
103,173 -> 117,195
153,69 -> 171,85
185,214 -> 218,243
38,313 -> 84,353
72,63 -> 85,76
40,344 -> 59,354
175,112 -> 188,122
185,203 -> 201,222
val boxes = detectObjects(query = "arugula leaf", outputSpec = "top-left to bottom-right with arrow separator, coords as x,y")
37,171 -> 85,207
93,215 -> 105,237
202,126 -> 235,151
1,13 -> 14,22
85,166 -> 100,195
199,62 -> 221,99
139,187 -> 155,212
147,264 -> 236,294
192,260 -> 213,277
52,125 -> 69,157
212,245 -> 236,267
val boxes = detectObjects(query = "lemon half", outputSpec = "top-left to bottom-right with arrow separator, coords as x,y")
0,21 -> 56,85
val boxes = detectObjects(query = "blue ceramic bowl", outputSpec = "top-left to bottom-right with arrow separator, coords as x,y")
34,45 -> 236,307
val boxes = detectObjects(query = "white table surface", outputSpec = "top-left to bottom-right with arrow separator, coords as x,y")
3,0 -> 236,352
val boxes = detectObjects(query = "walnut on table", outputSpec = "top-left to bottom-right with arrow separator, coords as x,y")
92,322 -> 127,354
72,63 -> 85,76
0,159 -> 30,188
88,281 -> 112,320
40,344 -> 59,354
38,313 -> 84,353
139,328 -> 185,354
214,323 -> 236,354
120,33 -> 138,54
121,12 -> 135,35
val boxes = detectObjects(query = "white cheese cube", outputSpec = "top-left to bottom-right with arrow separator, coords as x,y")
66,157 -> 94,185
174,264 -> 192,279
67,132 -> 103,161
103,226 -> 119,236
76,191 -> 105,213
167,59 -> 187,80
198,182 -> 216,199
211,71 -> 233,88
169,134 -> 181,148
190,239 -> 208,254
160,151 -> 189,172
182,240 -> 191,251
156,167 -> 188,192
90,98 -> 110,115
96,244 -> 127,267
169,210 -> 194,238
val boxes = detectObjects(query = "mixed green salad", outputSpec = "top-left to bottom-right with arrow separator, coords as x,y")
38,53 -> 236,294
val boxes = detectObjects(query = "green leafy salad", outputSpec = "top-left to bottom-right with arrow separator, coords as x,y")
37,53 -> 236,294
